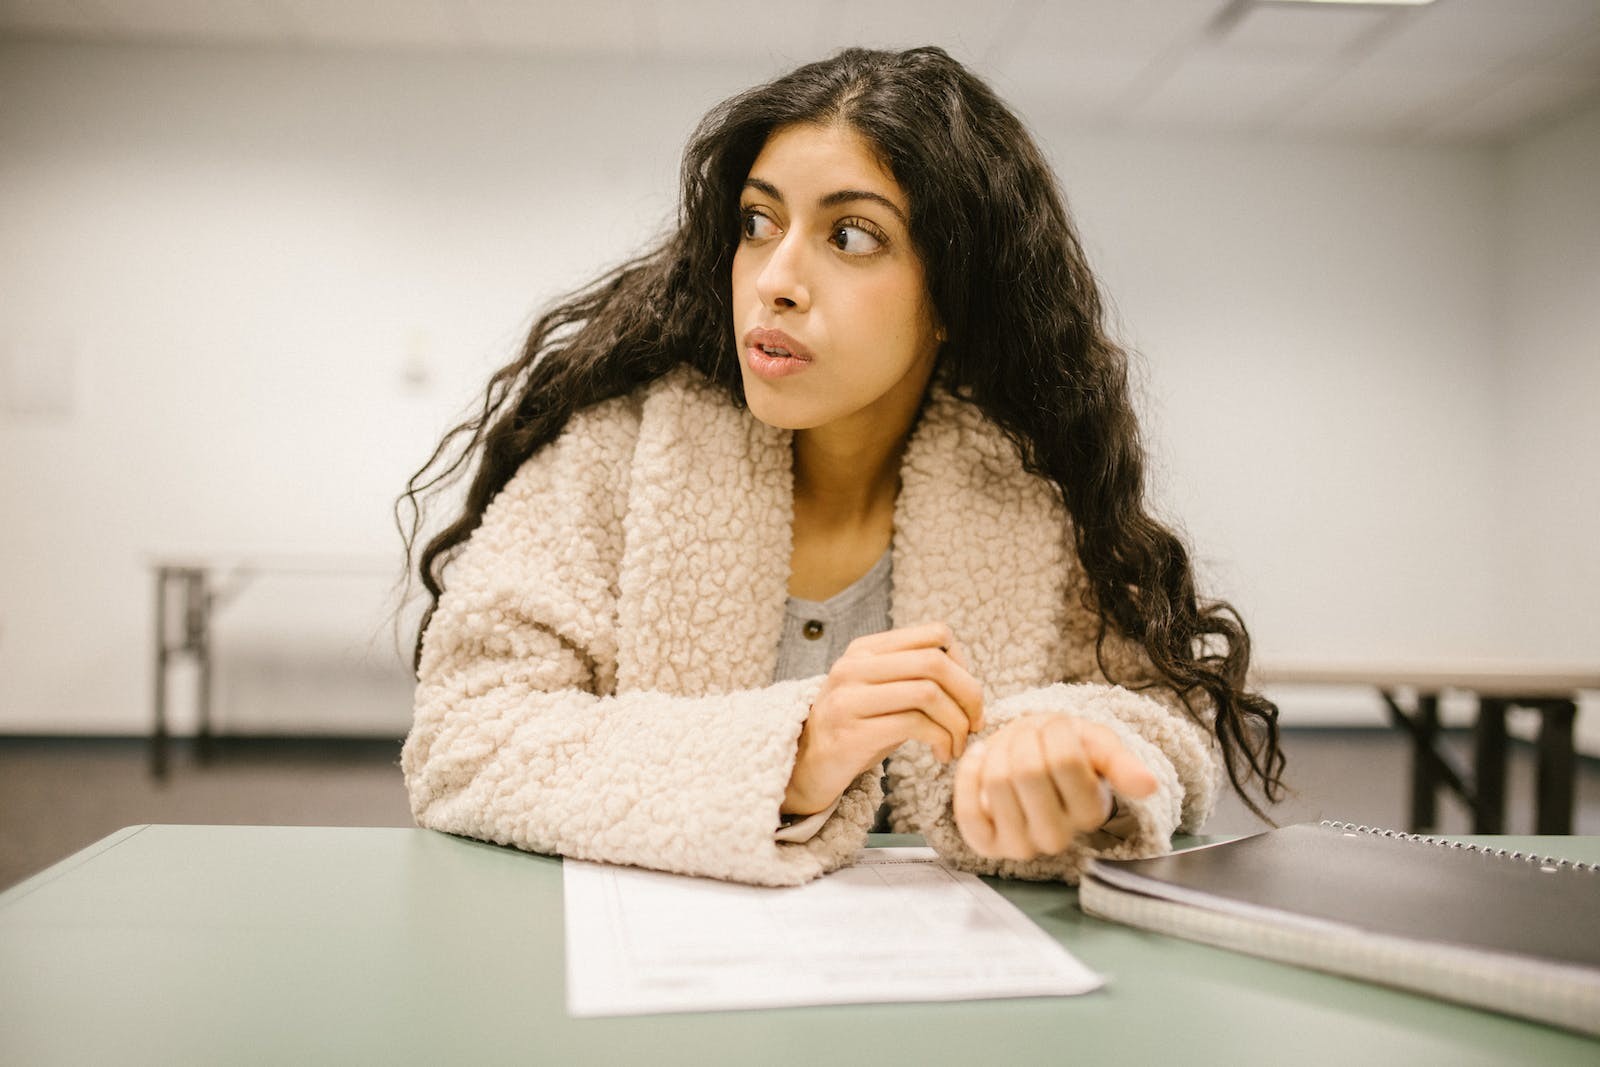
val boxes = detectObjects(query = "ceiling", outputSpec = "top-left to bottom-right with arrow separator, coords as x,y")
3,0 -> 1599,144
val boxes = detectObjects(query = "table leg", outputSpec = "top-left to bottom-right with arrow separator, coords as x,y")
151,567 -> 170,780
183,569 -> 215,764
1410,693 -> 1439,832
1473,698 -> 1508,833
1383,690 -> 1478,833
1535,700 -> 1576,835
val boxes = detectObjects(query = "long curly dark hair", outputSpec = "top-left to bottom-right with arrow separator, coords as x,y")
398,45 -> 1285,818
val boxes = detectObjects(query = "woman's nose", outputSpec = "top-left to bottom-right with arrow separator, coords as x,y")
754,232 -> 811,312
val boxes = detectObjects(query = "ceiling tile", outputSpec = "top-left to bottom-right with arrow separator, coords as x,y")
1368,0 -> 1600,62
0,0 -> 118,38
460,0 -> 644,55
1424,70 -> 1600,142
273,0 -> 470,50
806,0 -> 1024,65
1128,51 -> 1315,129
1212,1 -> 1399,59
1001,0 -> 1230,121
647,0 -> 799,60
1537,20 -> 1600,79
1011,0 -> 1229,56
103,0 -> 292,43
1277,56 -> 1484,138
1000,53 -> 1161,122
1002,0 -> 1225,77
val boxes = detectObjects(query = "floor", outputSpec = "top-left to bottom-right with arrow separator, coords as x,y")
3,728 -> 1597,892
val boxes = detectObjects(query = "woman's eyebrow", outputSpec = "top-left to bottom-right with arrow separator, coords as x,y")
742,177 -> 907,227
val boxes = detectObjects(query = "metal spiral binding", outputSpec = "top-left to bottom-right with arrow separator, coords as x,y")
1319,820 -> 1599,873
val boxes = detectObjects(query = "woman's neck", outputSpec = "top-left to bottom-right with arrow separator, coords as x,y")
785,363 -> 935,599
791,423 -> 904,529
786,417 -> 913,601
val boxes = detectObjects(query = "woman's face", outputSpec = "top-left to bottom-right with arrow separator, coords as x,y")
731,122 -> 942,437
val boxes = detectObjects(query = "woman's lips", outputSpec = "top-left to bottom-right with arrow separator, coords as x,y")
743,326 -> 815,380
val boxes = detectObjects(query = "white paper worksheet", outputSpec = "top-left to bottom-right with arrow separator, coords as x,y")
563,847 -> 1103,1016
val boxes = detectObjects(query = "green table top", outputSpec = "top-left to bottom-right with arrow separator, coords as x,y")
2,826 -> 1597,1065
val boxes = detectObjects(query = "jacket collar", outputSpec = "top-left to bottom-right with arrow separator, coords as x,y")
615,367 -> 1072,699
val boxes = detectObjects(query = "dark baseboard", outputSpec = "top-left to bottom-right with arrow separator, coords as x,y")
0,734 -> 404,763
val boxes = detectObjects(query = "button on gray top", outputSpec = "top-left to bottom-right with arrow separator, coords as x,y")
773,550 -> 893,683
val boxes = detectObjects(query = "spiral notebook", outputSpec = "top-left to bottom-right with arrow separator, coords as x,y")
1079,821 -> 1600,1037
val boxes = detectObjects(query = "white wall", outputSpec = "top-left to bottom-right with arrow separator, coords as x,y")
0,41 -> 768,734
1497,94 -> 1600,751
1042,129 -> 1503,665
0,40 -> 1587,739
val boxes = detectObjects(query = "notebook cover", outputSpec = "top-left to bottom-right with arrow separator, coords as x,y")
1085,823 -> 1600,970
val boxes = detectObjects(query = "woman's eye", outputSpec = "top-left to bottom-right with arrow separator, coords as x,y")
830,221 -> 885,255
741,210 -> 778,240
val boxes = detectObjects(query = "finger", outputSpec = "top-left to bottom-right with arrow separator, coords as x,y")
953,740 -> 996,854
860,706 -> 963,764
844,621 -> 958,658
850,648 -> 984,733
1078,721 -> 1159,798
1003,722 -> 1077,855
1038,718 -> 1112,830
938,642 -> 980,729
839,625 -> 982,731
925,641 -> 981,730
846,678 -> 971,759
849,709 -> 955,770
978,766 -> 1035,862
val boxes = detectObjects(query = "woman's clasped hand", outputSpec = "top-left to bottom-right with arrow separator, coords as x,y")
784,621 -> 1159,860
783,622 -> 983,816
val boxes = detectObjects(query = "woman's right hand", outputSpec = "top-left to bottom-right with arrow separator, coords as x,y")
782,622 -> 985,816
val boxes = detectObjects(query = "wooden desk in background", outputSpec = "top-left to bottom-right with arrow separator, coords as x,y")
148,552 -> 399,778
1256,663 -> 1600,835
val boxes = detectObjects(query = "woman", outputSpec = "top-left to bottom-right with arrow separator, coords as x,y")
398,46 -> 1284,886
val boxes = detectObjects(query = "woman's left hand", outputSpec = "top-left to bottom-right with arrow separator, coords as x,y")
953,714 -> 1158,861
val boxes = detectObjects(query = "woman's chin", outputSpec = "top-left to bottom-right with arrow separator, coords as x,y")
744,399 -> 816,432
740,377 -> 822,431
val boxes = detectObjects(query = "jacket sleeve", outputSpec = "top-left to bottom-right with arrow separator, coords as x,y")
887,578 -> 1221,884
400,398 -> 879,887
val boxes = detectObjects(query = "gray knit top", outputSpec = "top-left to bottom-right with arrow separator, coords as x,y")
773,549 -> 893,683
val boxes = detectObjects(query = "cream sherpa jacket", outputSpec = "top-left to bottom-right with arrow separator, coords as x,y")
402,366 -> 1219,886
